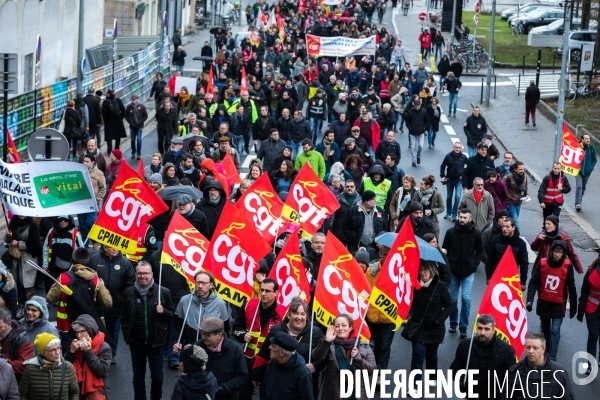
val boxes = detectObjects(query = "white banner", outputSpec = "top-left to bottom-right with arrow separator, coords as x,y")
306,34 -> 377,57
174,76 -> 198,95
323,0 -> 342,4
0,160 -> 98,217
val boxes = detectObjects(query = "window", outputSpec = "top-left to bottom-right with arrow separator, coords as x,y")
571,33 -> 584,41
23,53 -> 33,93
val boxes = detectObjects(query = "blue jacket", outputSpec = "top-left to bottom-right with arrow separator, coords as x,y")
346,70 -> 361,89
315,141 -> 340,174
262,353 -> 314,400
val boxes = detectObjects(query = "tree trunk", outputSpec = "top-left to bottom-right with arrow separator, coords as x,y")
581,0 -> 591,29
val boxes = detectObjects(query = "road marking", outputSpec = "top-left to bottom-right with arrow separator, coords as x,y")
241,153 -> 253,168
450,137 -> 461,144
440,114 -> 449,124
444,125 -> 457,135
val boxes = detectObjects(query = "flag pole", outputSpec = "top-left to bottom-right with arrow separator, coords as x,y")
350,306 -> 368,366
244,302 -> 261,352
176,295 -> 194,345
158,262 -> 163,304
463,324 -> 476,388
26,260 -> 73,295
272,217 -> 282,255
308,308 -> 315,364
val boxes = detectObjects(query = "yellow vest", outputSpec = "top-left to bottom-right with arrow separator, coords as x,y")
363,178 -> 391,209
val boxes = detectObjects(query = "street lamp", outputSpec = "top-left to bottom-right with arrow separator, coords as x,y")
554,1 -> 572,161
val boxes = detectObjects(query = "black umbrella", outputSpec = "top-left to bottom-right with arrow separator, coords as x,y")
180,133 -> 203,150
209,27 -> 224,35
193,56 -> 214,62
158,185 -> 204,201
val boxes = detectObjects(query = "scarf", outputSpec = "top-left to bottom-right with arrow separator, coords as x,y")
419,278 -> 433,287
343,192 -> 357,206
150,163 -> 161,173
73,332 -> 106,395
333,337 -> 356,351
209,195 -> 221,204
38,355 -> 59,369
181,203 -> 196,217
207,335 -> 225,353
179,92 -> 191,106
179,162 -> 196,175
545,228 -> 559,238
419,187 -> 434,207
135,279 -> 154,297
323,137 -> 333,159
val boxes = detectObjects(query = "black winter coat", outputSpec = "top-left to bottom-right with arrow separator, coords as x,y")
449,61 -> 463,77
462,154 -> 495,189
101,97 -> 127,141
441,221 -> 483,278
374,139 -> 401,163
403,276 -> 453,345
289,117 -> 312,143
404,106 -> 429,136
197,337 -> 248,400
450,335 -> 516,399
156,106 -> 179,138
486,230 -> 529,285
83,94 -> 102,126
0,272 -> 18,318
198,183 -> 227,240
88,251 -> 135,317
330,193 -> 360,244
150,79 -> 167,98
164,208 -> 210,240
426,104 -> 441,132
121,284 -> 175,347
149,249 -> 190,305
343,205 -> 388,253
525,84 -> 541,105
440,151 -> 467,180
463,114 -> 488,148
276,117 -> 294,143
507,357 -> 575,400
377,110 -> 396,134
397,215 -> 436,239
253,116 -> 277,142
330,120 -> 351,148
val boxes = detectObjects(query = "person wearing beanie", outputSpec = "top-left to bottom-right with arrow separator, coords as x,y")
20,332 -> 80,399
171,344 -> 218,400
47,248 -> 113,354
396,201 -> 436,239
64,314 -> 112,398
343,186 -> 387,254
0,307 -> 34,381
20,295 -> 59,347
530,215 -> 583,274
105,147 -> 123,192
481,210 -> 509,265
354,248 -> 371,272
42,216 -> 84,287
0,261 -> 18,319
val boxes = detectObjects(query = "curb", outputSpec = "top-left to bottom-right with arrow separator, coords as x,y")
473,100 -> 600,248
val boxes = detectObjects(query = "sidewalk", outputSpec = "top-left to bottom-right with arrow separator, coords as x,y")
475,93 -> 600,247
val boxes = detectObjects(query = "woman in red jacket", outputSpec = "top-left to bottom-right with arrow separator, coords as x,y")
577,252 -> 600,375
531,215 -> 583,274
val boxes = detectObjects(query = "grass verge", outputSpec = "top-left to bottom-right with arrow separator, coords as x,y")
545,97 -> 600,145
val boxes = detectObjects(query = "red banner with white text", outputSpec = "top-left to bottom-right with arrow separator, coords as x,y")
314,232 -> 371,341
369,219 -> 421,330
161,212 -> 211,292
268,234 -> 312,307
89,162 -> 169,253
203,201 -> 272,307
476,246 -> 528,360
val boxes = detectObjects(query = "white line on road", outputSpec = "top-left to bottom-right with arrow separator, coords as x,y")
444,125 -> 457,135
440,114 -> 449,124
450,137 -> 461,144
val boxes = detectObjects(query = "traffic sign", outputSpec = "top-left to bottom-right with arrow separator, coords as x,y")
27,128 -> 70,161
474,14 -> 480,27
419,12 -> 427,21
475,2 -> 481,13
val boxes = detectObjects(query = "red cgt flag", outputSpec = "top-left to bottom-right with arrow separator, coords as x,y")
476,246 -> 528,360
161,212 -> 211,293
206,65 -> 216,96
6,129 -> 20,163
314,232 -> 371,341
240,66 -> 248,92
235,173 -> 285,244
559,122 -> 585,176
369,219 -> 421,330
282,163 -> 340,237
137,156 -> 144,179
221,151 -> 241,185
88,162 -> 169,253
268,232 -> 312,307
203,201 -> 272,307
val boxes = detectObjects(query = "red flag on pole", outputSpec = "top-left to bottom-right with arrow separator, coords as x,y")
6,129 -> 21,164
206,65 -> 216,96
476,246 -> 528,360
559,122 -> 585,176
268,233 -> 312,307
137,157 -> 144,179
240,66 -> 248,92
221,152 -> 241,185
369,219 -> 421,330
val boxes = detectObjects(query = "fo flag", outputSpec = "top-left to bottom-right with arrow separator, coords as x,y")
204,201 -> 272,307
161,212 -> 211,293
89,162 -> 169,253
235,173 -> 285,244
476,246 -> 527,360
369,219 -> 421,330
221,152 -> 241,185
314,232 -> 371,341
559,122 -> 585,176
282,163 -> 340,237
268,233 -> 312,307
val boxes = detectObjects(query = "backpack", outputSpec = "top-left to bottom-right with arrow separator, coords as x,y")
107,98 -> 122,119
65,271 -> 99,324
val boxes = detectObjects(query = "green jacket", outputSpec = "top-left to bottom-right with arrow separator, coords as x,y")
20,357 -> 80,400
295,150 -> 326,180
580,143 -> 597,177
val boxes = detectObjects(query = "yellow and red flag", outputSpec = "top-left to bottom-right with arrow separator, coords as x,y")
268,232 -> 312,307
282,163 -> 340,237
250,30 -> 261,47
476,246 -> 528,360
161,212 -> 211,292
235,173 -> 285,244
203,201 -> 272,307
369,219 -> 421,330
221,151 -> 241,185
89,162 -> 169,253
559,122 -> 585,176
314,232 -> 371,341
6,129 -> 20,164
240,66 -> 248,92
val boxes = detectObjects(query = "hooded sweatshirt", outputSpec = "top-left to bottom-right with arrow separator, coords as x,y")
171,370 -> 218,400
20,296 -> 59,346
199,158 -> 230,197
173,290 -> 229,347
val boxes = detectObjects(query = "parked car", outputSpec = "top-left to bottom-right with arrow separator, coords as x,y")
556,30 -> 597,61
529,18 -> 597,35
512,8 -> 565,33
503,2 -> 563,22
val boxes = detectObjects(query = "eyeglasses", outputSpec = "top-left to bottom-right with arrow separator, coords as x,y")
196,281 -> 211,286
474,184 -> 484,187
136,272 -> 151,276
345,185 -> 355,189
74,329 -> 87,336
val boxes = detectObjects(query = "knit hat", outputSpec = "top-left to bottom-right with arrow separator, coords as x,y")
283,144 -> 293,153
271,331 -> 299,352
149,173 -> 163,185
34,333 -> 61,356
344,138 -> 355,145
410,202 -> 424,213
111,149 -> 122,160
362,190 -> 376,202
494,210 -> 509,224
180,344 -> 209,373
200,317 -> 224,334
24,298 -> 45,315
72,247 -> 91,265
545,215 -> 559,228
176,194 -> 194,205
354,248 -> 370,265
